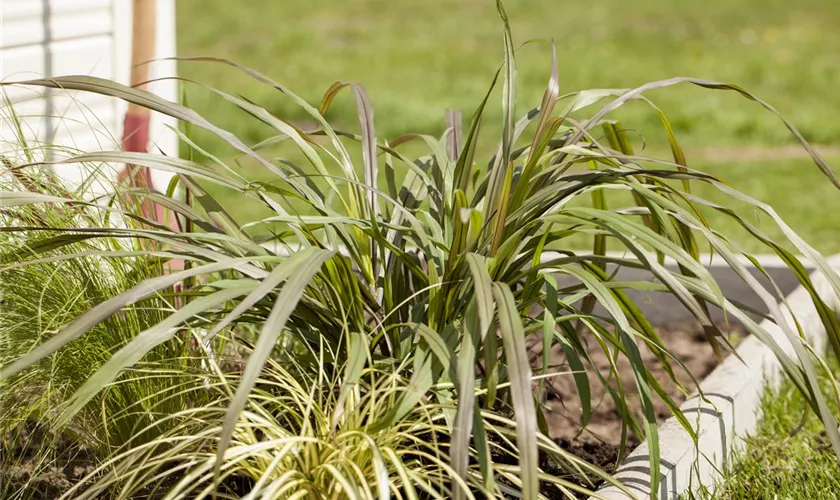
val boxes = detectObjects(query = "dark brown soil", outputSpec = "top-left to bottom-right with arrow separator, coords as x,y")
539,319 -> 747,446
0,422 -> 96,499
530,319 -> 746,498
555,437 -> 634,475
0,421 -> 252,499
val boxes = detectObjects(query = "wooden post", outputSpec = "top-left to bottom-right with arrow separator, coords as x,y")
128,0 -> 156,111
119,0 -> 160,221
119,0 -> 186,283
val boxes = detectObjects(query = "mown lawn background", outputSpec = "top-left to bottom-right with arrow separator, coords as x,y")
174,0 -> 840,254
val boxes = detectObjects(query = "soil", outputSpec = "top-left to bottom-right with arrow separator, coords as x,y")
0,421 -> 251,499
539,319 -> 747,446
533,319 -> 746,498
0,422 -> 96,499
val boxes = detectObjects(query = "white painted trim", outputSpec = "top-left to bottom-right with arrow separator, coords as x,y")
591,254 -> 840,500
112,0 -> 131,96
2,0 -> 178,194
146,0 -> 178,190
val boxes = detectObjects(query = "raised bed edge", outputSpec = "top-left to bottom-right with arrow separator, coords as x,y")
590,254 -> 840,500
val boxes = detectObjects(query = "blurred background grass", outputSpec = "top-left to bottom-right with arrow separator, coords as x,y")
174,0 -> 840,254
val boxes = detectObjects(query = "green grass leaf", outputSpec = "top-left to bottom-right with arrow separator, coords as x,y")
213,248 -> 334,485
1,256 -> 283,379
57,284 -> 255,426
492,282 -> 538,500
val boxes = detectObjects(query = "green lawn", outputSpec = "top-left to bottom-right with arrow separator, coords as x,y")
692,356 -> 840,500
176,0 -> 840,148
691,156 -> 840,255
174,0 -> 840,254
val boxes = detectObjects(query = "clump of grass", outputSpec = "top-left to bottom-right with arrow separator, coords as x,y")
0,161 -> 206,498
65,344 -> 503,499
690,356 -> 840,500
2,1 -> 840,498
63,338 -> 615,499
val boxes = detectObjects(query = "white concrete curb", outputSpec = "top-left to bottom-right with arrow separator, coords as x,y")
591,254 -> 840,500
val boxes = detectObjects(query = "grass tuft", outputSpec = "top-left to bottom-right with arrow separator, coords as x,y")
2,3 -> 840,497
691,356 -> 840,500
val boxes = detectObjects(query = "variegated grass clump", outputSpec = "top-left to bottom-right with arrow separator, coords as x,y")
63,344 -> 604,499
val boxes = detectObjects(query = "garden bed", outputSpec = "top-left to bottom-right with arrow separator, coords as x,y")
544,319 -> 747,447
0,424 -> 94,499
2,320 -> 746,499
523,320 -> 746,498
592,256 -> 840,500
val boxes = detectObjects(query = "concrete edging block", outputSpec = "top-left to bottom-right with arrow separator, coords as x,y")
591,255 -> 840,500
